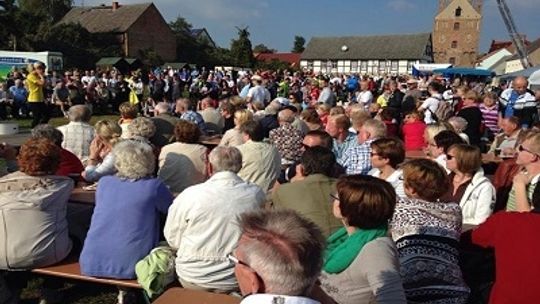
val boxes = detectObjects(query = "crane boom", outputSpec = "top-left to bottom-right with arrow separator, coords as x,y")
496,0 -> 532,68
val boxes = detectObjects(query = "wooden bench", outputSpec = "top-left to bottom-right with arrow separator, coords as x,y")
32,256 -> 141,289
153,287 -> 240,304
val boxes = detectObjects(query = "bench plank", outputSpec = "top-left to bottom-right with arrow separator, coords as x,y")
153,287 -> 240,304
32,257 -> 141,289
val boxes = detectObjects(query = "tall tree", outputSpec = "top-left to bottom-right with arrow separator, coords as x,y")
253,43 -> 275,54
292,35 -> 306,53
230,26 -> 255,68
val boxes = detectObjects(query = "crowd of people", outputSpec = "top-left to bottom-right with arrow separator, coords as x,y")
0,63 -> 540,304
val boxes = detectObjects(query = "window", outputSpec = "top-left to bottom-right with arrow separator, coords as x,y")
449,57 -> 456,65
351,61 -> 358,71
451,41 -> 458,48
391,61 -> 398,71
360,61 -> 367,71
455,7 -> 462,17
454,22 -> 460,30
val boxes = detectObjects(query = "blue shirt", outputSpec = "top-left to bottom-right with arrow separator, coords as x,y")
338,138 -> 376,175
80,176 -> 173,279
9,86 -> 28,103
332,132 -> 358,160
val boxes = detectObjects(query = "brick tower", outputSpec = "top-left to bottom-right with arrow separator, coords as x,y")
433,0 -> 483,67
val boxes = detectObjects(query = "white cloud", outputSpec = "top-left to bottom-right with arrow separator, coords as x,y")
386,0 -> 415,11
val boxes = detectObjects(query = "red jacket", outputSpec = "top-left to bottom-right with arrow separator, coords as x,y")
56,148 -> 84,177
468,212 -> 540,304
402,121 -> 426,151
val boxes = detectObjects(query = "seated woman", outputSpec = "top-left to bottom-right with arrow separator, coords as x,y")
219,109 -> 253,147
443,144 -> 495,225
80,140 -> 173,279
318,175 -> 406,304
0,138 -> 73,270
82,120 -> 122,182
391,159 -> 470,303
158,120 -> 208,194
428,130 -> 465,173
369,137 -> 406,198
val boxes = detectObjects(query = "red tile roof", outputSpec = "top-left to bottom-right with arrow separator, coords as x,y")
255,53 -> 301,67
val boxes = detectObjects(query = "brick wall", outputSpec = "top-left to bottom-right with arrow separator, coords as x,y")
126,4 -> 176,61
433,19 -> 481,67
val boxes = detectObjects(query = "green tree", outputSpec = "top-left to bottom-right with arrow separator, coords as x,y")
292,35 -> 305,53
230,26 -> 255,68
253,43 -> 275,54
139,48 -> 164,67
0,0 -> 18,49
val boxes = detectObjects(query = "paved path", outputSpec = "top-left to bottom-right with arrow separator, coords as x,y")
0,130 -> 31,146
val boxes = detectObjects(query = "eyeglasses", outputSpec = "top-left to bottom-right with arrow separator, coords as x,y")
446,154 -> 455,160
227,253 -> 250,268
518,144 -> 537,156
330,193 -> 339,201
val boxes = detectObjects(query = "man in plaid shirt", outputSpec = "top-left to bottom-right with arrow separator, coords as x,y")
339,119 -> 387,175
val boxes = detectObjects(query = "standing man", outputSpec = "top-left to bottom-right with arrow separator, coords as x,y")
499,76 -> 536,128
26,62 -> 48,127
317,77 -> 336,107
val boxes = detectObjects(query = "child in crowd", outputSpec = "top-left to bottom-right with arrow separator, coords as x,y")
118,102 -> 138,138
316,103 -> 331,127
479,91 -> 499,136
401,111 -> 426,151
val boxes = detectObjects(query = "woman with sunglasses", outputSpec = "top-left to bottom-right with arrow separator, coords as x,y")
443,144 -> 495,225
369,137 -> 406,198
507,132 -> 540,212
317,175 -> 406,304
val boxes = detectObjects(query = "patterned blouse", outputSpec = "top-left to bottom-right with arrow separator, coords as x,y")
269,123 -> 303,164
390,197 -> 470,303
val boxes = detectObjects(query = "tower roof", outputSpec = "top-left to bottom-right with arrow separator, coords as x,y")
436,0 -> 481,20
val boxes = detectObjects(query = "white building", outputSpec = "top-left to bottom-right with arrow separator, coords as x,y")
300,33 -> 433,75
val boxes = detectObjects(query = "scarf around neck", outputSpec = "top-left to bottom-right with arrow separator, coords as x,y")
324,226 -> 387,274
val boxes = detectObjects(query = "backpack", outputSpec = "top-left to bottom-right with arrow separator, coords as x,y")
431,98 -> 454,122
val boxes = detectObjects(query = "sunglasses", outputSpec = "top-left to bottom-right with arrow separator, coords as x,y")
330,193 -> 339,201
446,154 -> 455,160
518,144 -> 536,156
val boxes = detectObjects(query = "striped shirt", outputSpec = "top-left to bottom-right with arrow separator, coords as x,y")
506,173 -> 540,211
479,103 -> 499,133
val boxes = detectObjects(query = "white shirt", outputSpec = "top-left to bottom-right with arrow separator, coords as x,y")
356,90 -> 373,109
368,168 -> 406,198
247,85 -> 270,104
435,154 -> 450,174
241,294 -> 320,304
57,121 -> 95,165
164,171 -> 265,291
420,94 -> 441,124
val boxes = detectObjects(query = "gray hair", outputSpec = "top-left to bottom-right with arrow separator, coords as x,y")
208,146 -> 242,173
237,209 -> 325,296
68,105 -> 92,122
278,109 -> 295,123
127,117 -> 156,139
31,124 -> 63,146
154,102 -> 170,114
448,116 -> 468,133
363,118 -> 387,138
113,140 -> 155,180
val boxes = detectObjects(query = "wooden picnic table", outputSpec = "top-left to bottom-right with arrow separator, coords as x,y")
153,287 -> 240,304
69,187 -> 96,205
405,150 -> 510,164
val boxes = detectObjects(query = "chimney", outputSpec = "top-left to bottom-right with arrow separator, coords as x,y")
112,1 -> 119,11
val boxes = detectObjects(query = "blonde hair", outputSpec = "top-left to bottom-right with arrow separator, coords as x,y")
424,122 -> 451,145
95,120 -> 122,146
234,109 -> 254,127
524,131 -> 540,155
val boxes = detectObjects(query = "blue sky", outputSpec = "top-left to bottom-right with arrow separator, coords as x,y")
82,0 -> 540,54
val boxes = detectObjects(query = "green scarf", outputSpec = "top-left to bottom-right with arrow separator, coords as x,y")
324,226 -> 388,274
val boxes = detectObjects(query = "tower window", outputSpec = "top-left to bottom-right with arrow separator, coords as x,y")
454,22 -> 460,30
449,57 -> 456,65
455,7 -> 462,17
451,41 -> 458,48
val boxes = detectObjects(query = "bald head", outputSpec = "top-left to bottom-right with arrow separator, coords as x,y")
513,76 -> 529,95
